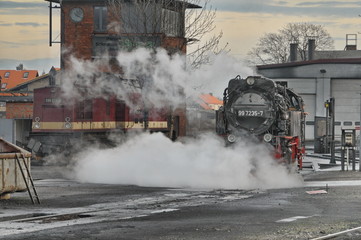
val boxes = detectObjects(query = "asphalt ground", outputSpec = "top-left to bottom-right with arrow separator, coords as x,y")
1,156 -> 361,240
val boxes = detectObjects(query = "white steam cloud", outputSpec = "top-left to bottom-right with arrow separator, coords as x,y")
59,48 -> 254,108
74,132 -> 302,189
59,48 -> 302,190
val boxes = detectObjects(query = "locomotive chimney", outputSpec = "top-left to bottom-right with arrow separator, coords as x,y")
308,39 -> 315,60
290,43 -> 298,62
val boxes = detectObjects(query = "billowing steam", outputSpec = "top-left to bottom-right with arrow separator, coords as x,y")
59,48 -> 254,108
58,48 -> 302,190
74,132 -> 302,189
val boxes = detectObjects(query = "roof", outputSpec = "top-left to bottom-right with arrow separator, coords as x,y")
45,0 -> 201,8
257,58 -> 361,70
0,70 -> 39,91
199,102 -> 212,110
199,94 -> 223,105
6,67 -> 60,92
0,95 -> 33,103
315,50 -> 361,59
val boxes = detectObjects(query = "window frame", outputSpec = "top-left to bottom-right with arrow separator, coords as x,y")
77,99 -> 93,120
94,6 -> 108,33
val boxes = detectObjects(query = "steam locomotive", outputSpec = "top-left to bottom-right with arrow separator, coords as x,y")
216,76 -> 305,167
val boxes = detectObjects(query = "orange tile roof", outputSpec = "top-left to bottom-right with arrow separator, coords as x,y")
199,102 -> 212,110
199,94 -> 223,105
0,70 -> 39,90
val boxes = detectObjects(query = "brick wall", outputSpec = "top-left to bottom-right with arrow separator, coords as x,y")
61,1 -> 188,135
62,3 -> 95,67
6,103 -> 33,119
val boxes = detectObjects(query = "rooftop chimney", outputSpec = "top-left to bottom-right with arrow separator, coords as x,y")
290,43 -> 298,62
308,39 -> 315,61
16,64 -> 23,71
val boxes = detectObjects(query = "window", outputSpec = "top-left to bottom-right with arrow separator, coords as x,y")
23,72 -> 29,78
1,83 -> 7,89
94,6 -> 107,32
306,121 -> 314,125
45,98 -> 61,104
276,81 -> 288,87
335,121 -> 341,126
355,122 -> 360,126
77,99 -> 93,120
161,9 -> 181,36
344,121 -> 353,126
4,72 -> 10,78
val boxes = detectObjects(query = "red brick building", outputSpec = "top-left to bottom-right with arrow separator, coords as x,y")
5,102 -> 33,119
46,0 -> 199,137
0,67 -> 55,145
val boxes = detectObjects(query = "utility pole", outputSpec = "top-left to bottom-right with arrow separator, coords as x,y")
330,97 -> 336,164
359,87 -> 361,171
325,98 -> 336,164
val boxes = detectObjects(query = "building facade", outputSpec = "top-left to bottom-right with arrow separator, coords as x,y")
257,46 -> 361,141
44,0 -> 201,138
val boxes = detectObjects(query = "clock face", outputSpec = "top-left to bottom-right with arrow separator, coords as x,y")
70,7 -> 84,23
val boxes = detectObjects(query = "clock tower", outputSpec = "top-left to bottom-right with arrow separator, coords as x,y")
46,0 -> 200,71
46,0 -> 201,137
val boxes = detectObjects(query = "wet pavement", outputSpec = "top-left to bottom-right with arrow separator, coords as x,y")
1,155 -> 361,240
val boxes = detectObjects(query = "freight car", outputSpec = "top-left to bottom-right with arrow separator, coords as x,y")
29,79 -> 178,157
216,76 -> 305,167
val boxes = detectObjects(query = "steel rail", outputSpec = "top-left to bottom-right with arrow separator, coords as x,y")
311,226 -> 361,240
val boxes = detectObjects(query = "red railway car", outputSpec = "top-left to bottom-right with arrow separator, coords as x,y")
30,85 -> 176,157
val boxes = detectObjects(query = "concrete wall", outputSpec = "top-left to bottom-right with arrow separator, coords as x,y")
0,119 -> 14,143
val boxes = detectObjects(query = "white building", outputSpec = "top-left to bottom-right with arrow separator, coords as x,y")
257,41 -> 361,142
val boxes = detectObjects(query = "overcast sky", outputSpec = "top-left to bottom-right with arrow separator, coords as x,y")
0,0 -> 360,72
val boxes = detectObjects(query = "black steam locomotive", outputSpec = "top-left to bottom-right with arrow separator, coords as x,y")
216,76 -> 305,167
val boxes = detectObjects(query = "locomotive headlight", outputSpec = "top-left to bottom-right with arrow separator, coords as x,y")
246,77 -> 255,85
263,133 -> 273,142
64,122 -> 72,129
34,122 -> 40,129
227,134 -> 237,143
281,112 -> 289,120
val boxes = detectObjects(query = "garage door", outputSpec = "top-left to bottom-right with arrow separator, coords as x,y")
332,79 -> 361,139
332,79 -> 361,125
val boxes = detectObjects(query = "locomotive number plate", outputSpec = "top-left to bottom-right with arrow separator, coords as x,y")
238,110 -> 264,117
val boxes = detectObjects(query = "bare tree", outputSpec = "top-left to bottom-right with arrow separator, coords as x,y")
185,0 -> 228,69
106,0 -> 228,68
247,22 -> 334,65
